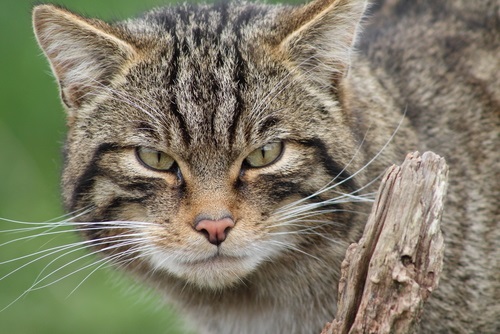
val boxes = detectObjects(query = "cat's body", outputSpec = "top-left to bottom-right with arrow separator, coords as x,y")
32,0 -> 499,333
361,2 -> 500,332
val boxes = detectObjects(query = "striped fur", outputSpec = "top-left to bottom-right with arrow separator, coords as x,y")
32,0 -> 499,333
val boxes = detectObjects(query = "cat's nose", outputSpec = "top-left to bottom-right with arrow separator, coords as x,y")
195,217 -> 235,245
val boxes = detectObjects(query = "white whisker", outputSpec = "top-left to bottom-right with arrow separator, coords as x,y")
30,234 -> 150,288
29,236 -> 150,291
0,232 -> 143,281
1,218 -> 151,249
262,239 -> 324,263
0,206 -> 93,227
68,242 -> 156,298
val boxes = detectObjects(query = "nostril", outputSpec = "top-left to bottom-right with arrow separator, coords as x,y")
195,217 -> 235,245
198,228 -> 210,240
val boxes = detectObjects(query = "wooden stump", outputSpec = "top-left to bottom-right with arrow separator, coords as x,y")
322,151 -> 448,334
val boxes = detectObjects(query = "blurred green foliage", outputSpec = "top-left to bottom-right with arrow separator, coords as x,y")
0,1 -> 195,333
0,0 -> 311,332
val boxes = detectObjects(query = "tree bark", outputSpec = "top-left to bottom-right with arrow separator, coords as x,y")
322,151 -> 448,334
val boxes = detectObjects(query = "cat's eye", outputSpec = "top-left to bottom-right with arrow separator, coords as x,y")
244,141 -> 284,168
136,147 -> 176,171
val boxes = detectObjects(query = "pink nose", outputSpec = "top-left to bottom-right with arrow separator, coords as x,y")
195,217 -> 235,245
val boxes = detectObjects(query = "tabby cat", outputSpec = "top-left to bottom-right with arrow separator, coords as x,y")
31,0 -> 499,333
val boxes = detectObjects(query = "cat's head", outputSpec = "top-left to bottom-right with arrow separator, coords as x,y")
33,0 -> 369,289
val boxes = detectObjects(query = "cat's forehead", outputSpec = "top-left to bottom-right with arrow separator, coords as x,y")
140,2 -> 279,37
117,4 -> 296,156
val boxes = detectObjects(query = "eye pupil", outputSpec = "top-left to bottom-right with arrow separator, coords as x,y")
244,141 -> 283,168
136,147 -> 175,171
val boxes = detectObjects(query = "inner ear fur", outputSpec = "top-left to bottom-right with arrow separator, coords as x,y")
32,4 -> 139,110
277,0 -> 368,90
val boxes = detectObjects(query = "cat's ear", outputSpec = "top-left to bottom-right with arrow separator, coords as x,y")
32,4 -> 138,110
277,0 -> 368,90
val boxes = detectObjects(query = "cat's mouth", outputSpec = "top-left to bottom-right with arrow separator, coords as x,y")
145,245 -> 262,289
180,254 -> 245,266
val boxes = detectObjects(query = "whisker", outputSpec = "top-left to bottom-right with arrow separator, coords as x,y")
268,221 -> 333,232
65,255 -> 117,298
30,233 -> 149,285
262,239 -> 324,263
0,229 -> 150,280
0,206 -> 94,227
0,221 -> 153,248
266,214 -> 360,229
66,240 -> 163,298
0,219 -> 155,233
274,106 -> 406,223
1,230 -> 149,311
268,229 -> 345,246
29,236 -> 151,291
320,107 -> 407,194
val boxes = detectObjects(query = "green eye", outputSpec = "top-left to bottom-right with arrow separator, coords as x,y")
136,147 -> 175,171
244,141 -> 284,168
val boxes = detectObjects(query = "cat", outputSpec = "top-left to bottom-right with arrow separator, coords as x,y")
30,0 -> 499,333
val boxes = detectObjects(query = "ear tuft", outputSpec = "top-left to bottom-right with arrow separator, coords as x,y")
278,0 -> 368,90
33,4 -> 138,109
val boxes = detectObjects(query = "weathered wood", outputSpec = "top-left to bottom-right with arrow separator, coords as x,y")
322,151 -> 448,334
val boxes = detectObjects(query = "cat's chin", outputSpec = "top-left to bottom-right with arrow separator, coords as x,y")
146,248 -> 263,290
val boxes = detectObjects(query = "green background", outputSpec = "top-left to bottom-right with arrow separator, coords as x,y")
0,1 -> 188,333
0,0 -> 309,333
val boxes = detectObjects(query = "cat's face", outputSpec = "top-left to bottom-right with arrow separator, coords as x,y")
33,1 -> 368,289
